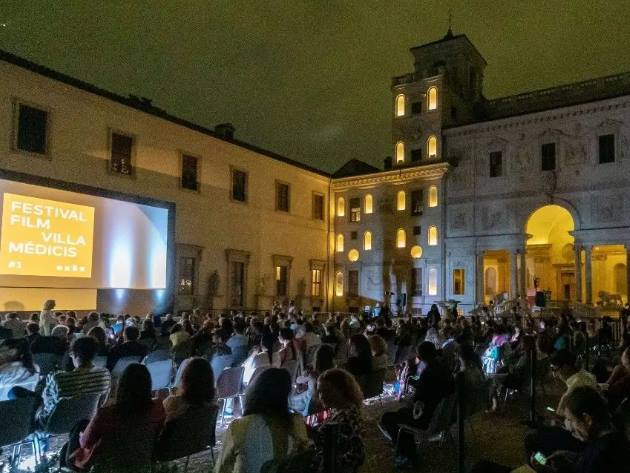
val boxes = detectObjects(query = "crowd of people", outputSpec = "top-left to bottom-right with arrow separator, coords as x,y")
1,299 -> 630,472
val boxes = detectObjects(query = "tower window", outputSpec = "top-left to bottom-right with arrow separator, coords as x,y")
181,154 -> 199,191
397,190 -> 406,211
364,194 -> 373,214
427,86 -> 438,111
541,142 -> 556,171
489,151 -> 503,178
599,134 -> 615,164
411,268 -> 423,296
413,225 -> 421,236
427,135 -> 438,158
428,267 -> 438,295
396,228 -> 406,248
349,198 -> 361,222
231,168 -> 247,202
428,225 -> 438,246
348,270 -> 359,296
396,141 -> 405,163
336,196 -> 345,217
275,181 -> 290,212
428,186 -> 438,207
350,231 -> 358,240
411,189 -> 423,216
395,94 -> 406,117
336,234 -> 344,252
364,231 -> 372,251
335,271 -> 344,297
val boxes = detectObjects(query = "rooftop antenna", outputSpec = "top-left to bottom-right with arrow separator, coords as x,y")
446,9 -> 454,38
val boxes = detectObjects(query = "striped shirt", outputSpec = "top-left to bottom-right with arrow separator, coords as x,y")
38,365 -> 111,421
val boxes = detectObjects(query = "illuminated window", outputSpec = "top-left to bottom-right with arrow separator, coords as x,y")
427,86 -> 438,111
411,189 -> 423,216
178,256 -> 196,295
395,94 -> 406,117
428,186 -> 438,207
453,269 -> 465,295
350,198 -> 361,222
428,225 -> 438,246
312,193 -> 324,220
275,265 -> 288,297
336,196 -> 345,217
336,234 -> 344,252
335,271 -> 344,297
311,268 -> 322,297
364,194 -> 373,214
348,249 -> 359,262
428,267 -> 438,295
111,132 -> 134,175
396,228 -> 406,248
427,135 -> 437,158
397,190 -> 406,211
395,141 -> 405,163
364,231 -> 372,251
410,245 -> 423,259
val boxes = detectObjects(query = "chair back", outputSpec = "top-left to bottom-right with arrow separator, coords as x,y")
248,365 -> 270,387
210,354 -> 233,382
216,366 -> 244,399
281,359 -> 299,384
43,393 -> 101,435
33,353 -> 62,377
143,349 -> 171,364
145,359 -> 174,391
156,404 -> 219,461
230,345 -> 249,367
172,357 -> 196,389
111,356 -> 143,378
361,369 -> 386,399
427,393 -> 457,437
0,397 -> 36,446
93,356 -> 108,368
91,418 -> 157,473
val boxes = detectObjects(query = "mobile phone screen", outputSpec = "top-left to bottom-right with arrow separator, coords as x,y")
533,452 -> 547,465
546,406 -> 555,413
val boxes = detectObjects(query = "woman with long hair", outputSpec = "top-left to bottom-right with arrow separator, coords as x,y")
0,338 -> 39,400
289,344 -> 335,416
344,334 -> 373,378
164,357 -> 216,421
214,368 -> 308,473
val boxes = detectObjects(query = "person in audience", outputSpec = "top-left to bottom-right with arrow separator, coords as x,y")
26,323 -> 40,345
214,367 -> 309,473
163,356 -> 216,422
80,312 -> 100,334
488,336 -> 533,412
242,341 -> 273,387
299,322 -> 322,351
169,323 -> 191,362
3,312 -> 26,338
106,326 -> 148,370
605,346 -> 630,407
160,313 -> 176,337
277,327 -> 298,366
36,336 -> 111,426
379,341 -> 455,467
368,335 -> 389,371
344,334 -> 373,378
31,324 -> 68,356
0,338 -> 40,400
190,319 -> 214,356
138,319 -> 157,349
66,363 -> 165,471
290,343 -> 335,416
39,300 -> 57,336
87,326 -> 110,357
51,324 -> 71,344
313,368 -> 365,473
226,319 -> 249,366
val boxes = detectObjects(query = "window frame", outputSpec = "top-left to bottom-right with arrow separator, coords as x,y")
395,94 -> 406,117
347,270 -> 359,297
177,256 -> 196,296
541,142 -> 556,171
427,86 -> 438,112
108,129 -> 136,177
275,180 -> 291,213
12,98 -> 51,158
349,197 -> 361,222
395,141 -> 405,164
598,134 -> 615,164
312,192 -> 325,220
230,166 -> 248,203
180,151 -> 201,192
428,225 -> 438,246
427,135 -> 438,159
411,189 -> 424,216
453,268 -> 465,295
489,151 -> 503,178
363,231 -> 372,251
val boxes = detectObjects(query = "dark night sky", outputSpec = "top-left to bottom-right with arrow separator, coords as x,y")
2,1 -> 630,173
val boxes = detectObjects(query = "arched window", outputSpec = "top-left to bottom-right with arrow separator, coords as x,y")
427,86 -> 438,111
397,190 -> 406,211
396,228 -> 406,248
428,225 -> 438,246
364,231 -> 372,251
336,234 -> 344,252
428,185 -> 438,207
615,263 -> 627,295
428,267 -> 438,295
395,141 -> 405,163
485,267 -> 497,296
364,194 -> 373,214
336,196 -> 345,217
395,94 -> 406,117
427,135 -> 437,158
335,271 -> 344,297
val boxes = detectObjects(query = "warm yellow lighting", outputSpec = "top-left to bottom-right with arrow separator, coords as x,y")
336,234 -> 344,252
364,231 -> 372,251
335,271 -> 344,297
336,197 -> 345,217
428,267 -> 438,295
348,249 -> 359,262
410,245 -> 423,259
453,268 -> 465,295
526,205 -> 574,246
428,225 -> 438,246
396,228 -> 406,248
397,190 -> 406,211
364,194 -> 373,214
395,141 -> 405,163
427,86 -> 438,111
275,266 -> 281,281
428,185 -> 438,207
427,135 -> 437,158
395,94 -> 406,117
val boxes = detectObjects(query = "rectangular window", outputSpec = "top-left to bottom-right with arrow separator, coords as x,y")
428,267 -> 438,296
231,169 -> 248,202
276,265 -> 288,297
312,193 -> 324,220
541,142 -> 556,171
230,261 -> 245,307
16,103 -> 48,154
311,269 -> 322,297
350,231 -> 357,240
178,257 -> 196,295
348,270 -> 359,297
181,154 -> 199,190
110,132 -> 134,175
453,268 -> 465,295
411,102 -> 422,114
489,151 -> 503,178
276,182 -> 290,212
411,148 -> 422,162
411,189 -> 423,216
350,198 -> 361,222
411,268 -> 423,296
599,134 -> 615,164
413,225 -> 421,236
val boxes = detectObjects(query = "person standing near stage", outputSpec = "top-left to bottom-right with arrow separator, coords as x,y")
39,300 -> 57,336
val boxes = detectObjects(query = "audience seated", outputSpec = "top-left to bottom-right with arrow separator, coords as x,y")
160,313 -> 177,337
277,327 -> 298,366
0,338 -> 40,400
345,334 -> 373,378
107,326 -> 148,370
368,335 -> 388,371
30,328 -> 68,356
290,344 -> 335,416
87,326 -> 110,356
163,356 -> 216,422
3,312 -> 26,338
226,319 -> 249,366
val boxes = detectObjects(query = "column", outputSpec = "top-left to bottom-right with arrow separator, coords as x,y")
519,249 -> 527,301
574,245 -> 582,303
475,251 -> 484,306
584,245 -> 593,305
510,250 -> 518,300
626,244 -> 630,303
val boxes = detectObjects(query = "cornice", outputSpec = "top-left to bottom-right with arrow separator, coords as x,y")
332,162 -> 450,190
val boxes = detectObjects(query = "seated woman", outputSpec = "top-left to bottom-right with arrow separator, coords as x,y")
606,347 -> 630,407
312,368 -> 365,473
1,338 -> 40,401
138,319 -> 157,350
87,326 -> 110,357
487,336 -> 533,412
289,344 -> 335,416
344,335 -> 373,379
368,335 -> 389,371
214,368 -> 309,473
163,357 -> 216,422
242,341 -> 276,387
66,363 -> 165,472
276,328 -> 298,366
